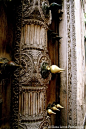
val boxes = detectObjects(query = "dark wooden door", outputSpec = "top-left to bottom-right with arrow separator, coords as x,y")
46,0 -> 62,126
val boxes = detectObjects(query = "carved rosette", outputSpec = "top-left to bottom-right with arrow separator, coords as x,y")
19,50 -> 51,85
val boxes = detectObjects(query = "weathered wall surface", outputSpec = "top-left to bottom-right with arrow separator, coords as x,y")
75,0 -> 86,126
59,0 -> 86,127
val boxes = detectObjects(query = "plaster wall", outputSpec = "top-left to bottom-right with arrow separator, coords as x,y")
59,0 -> 86,127
75,0 -> 86,126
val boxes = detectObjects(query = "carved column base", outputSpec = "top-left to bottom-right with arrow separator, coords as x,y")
19,116 -> 51,129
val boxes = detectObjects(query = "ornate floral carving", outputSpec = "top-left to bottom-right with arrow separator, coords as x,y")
19,50 -> 51,86
12,0 -> 52,129
38,116 -> 51,129
20,52 -> 33,84
22,0 -> 51,26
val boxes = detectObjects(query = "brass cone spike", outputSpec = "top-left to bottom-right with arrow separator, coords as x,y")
0,61 -> 4,64
47,109 -> 56,115
49,2 -> 62,10
46,66 -> 50,71
8,61 -> 22,68
49,65 -> 65,73
56,104 -> 64,109
52,106 -> 60,111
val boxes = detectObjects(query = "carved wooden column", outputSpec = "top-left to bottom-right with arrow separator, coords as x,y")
15,0 -> 52,128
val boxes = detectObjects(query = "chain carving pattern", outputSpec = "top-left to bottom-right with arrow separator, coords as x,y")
66,0 -> 77,126
11,2 -> 22,129
71,0 -> 77,125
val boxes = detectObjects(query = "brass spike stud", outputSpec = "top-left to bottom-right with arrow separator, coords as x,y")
51,103 -> 60,111
41,62 -> 65,79
52,106 -> 60,111
47,109 -> 56,115
7,61 -> 22,68
56,104 -> 64,109
0,61 -> 4,64
47,65 -> 65,74
46,104 -> 56,115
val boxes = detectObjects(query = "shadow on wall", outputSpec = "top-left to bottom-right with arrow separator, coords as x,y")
0,2 -> 13,59
0,2 -> 14,129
